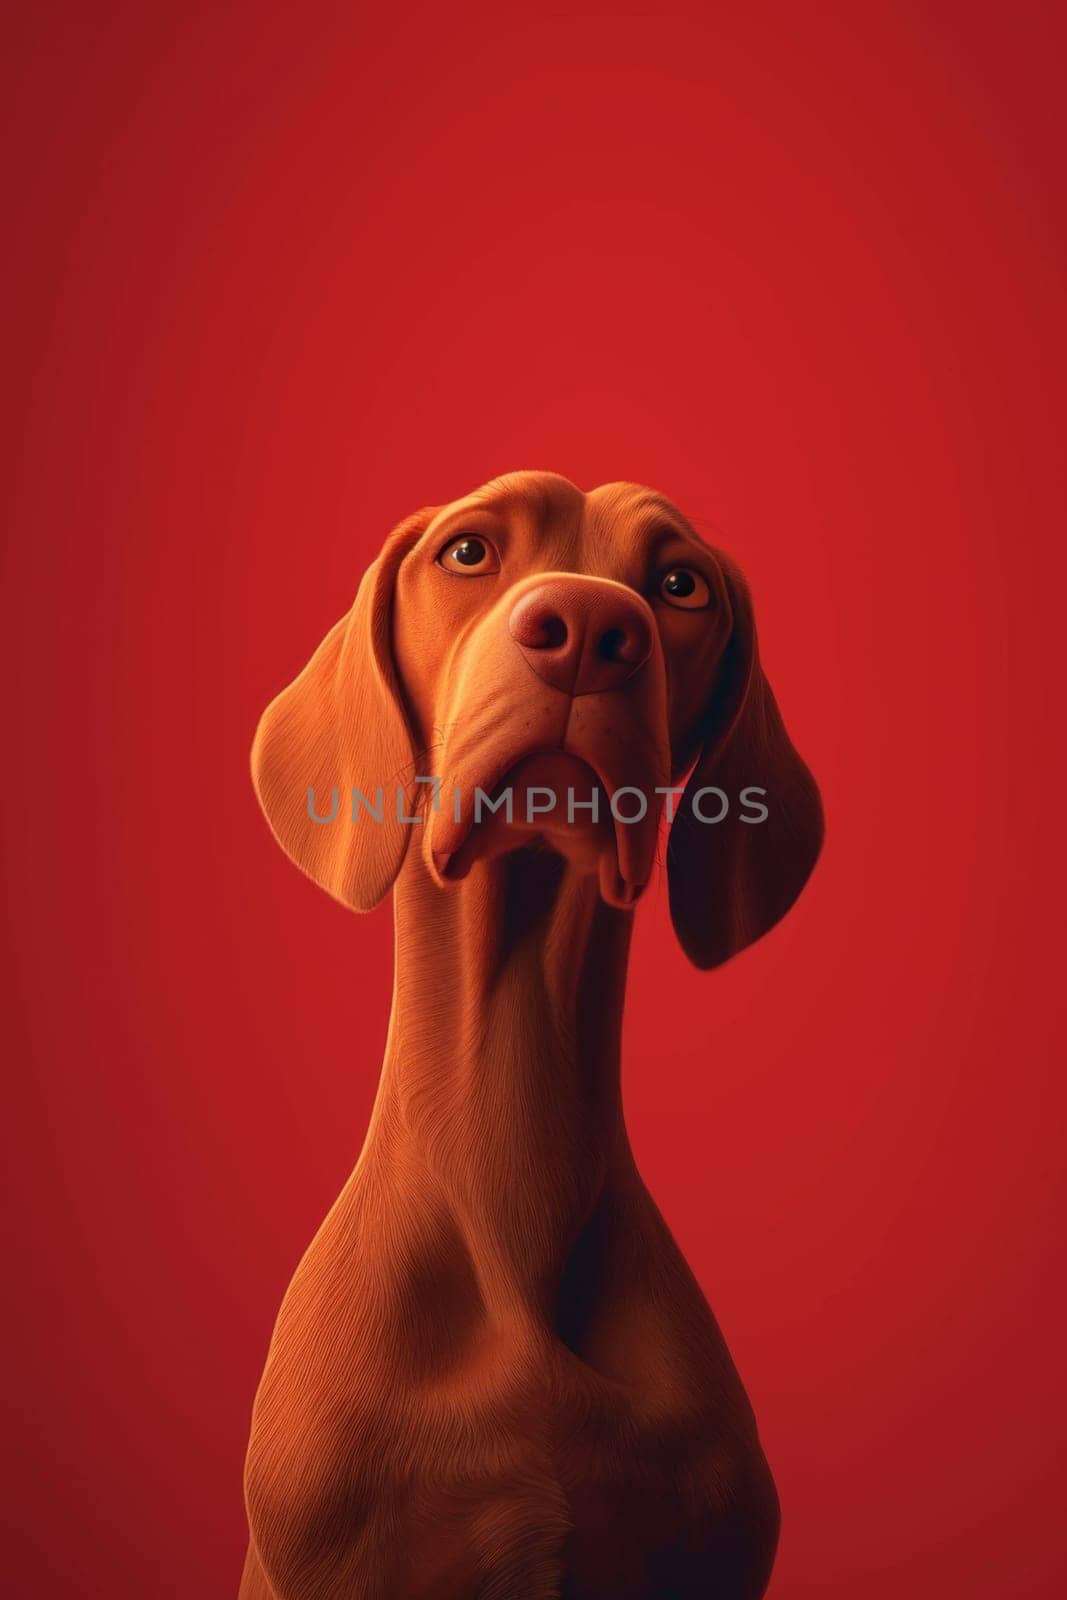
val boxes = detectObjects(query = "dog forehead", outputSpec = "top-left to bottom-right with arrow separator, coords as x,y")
583,480 -> 691,542
445,469 -> 584,527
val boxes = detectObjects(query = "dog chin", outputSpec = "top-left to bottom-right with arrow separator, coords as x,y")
427,750 -> 650,909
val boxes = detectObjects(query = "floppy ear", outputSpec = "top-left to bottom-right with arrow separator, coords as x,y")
667,553 -> 823,969
251,510 -> 434,910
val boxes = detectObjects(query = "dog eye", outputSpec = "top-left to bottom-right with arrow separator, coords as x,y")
437,535 -> 501,576
658,567 -> 710,609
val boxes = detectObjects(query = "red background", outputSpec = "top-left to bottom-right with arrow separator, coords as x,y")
4,4 -> 1064,1596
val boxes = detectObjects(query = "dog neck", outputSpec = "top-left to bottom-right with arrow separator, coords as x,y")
367,846 -> 635,1317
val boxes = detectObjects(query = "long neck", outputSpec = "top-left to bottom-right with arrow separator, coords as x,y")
366,848 -> 634,1314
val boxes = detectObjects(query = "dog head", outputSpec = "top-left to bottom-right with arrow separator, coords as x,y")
252,471 -> 822,968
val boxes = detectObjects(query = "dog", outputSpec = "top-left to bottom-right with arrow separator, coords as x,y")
240,471 -> 822,1600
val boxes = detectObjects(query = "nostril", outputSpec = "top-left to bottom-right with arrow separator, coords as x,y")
510,599 -> 569,651
534,612 -> 568,650
598,615 -> 652,665
598,627 -> 627,662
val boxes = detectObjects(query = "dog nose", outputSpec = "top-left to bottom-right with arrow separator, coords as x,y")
508,578 -> 654,696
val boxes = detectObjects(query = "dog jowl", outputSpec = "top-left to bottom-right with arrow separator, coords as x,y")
242,471 -> 822,1600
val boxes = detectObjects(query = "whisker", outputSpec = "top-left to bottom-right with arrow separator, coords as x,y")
389,740 -> 445,786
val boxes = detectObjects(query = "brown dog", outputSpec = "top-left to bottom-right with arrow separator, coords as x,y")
241,471 -> 822,1600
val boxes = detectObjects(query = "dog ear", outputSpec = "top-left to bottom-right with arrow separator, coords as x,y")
251,510 -> 435,910
667,553 -> 823,969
